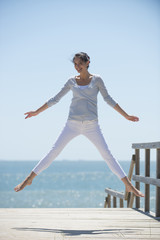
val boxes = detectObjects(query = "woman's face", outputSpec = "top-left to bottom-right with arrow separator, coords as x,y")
74,57 -> 89,73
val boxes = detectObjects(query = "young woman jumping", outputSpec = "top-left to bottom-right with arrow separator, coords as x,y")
14,52 -> 144,198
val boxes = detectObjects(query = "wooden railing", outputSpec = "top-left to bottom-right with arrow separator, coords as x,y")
104,154 -> 136,208
132,141 -> 160,217
104,141 -> 160,218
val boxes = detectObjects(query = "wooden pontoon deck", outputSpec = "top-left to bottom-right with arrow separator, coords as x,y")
0,208 -> 160,240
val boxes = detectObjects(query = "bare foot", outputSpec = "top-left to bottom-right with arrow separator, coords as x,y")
121,176 -> 144,197
14,177 -> 32,192
126,185 -> 144,197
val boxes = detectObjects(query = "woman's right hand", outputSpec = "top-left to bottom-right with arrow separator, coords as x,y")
24,103 -> 49,119
24,111 -> 38,119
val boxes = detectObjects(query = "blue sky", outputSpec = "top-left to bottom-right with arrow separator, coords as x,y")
0,0 -> 160,161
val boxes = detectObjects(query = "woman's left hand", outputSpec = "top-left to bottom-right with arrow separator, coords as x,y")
113,104 -> 139,122
126,115 -> 139,122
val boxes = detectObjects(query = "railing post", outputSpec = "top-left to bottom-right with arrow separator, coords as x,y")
145,149 -> 150,212
128,192 -> 135,208
120,199 -> 123,208
108,194 -> 111,208
113,197 -> 117,208
156,148 -> 160,217
127,192 -> 131,207
135,149 -> 140,208
125,154 -> 135,201
104,197 -> 108,208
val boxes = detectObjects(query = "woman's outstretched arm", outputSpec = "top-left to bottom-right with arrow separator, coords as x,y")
113,104 -> 139,122
24,103 -> 49,119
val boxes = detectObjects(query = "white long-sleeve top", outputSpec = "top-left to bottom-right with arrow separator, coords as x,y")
47,75 -> 117,121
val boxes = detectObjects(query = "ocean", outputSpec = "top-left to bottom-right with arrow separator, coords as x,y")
0,160 -> 157,212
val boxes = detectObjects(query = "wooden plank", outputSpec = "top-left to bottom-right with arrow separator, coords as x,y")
113,196 -> 117,208
156,148 -> 160,217
127,192 -> 131,207
128,193 -> 135,208
104,197 -> 108,208
105,188 -> 124,199
135,149 -> 140,208
120,198 -> 123,208
125,154 -> 135,200
132,141 -> 160,149
132,175 -> 160,187
145,149 -> 150,212
108,194 -> 111,208
0,208 -> 159,240
127,154 -> 135,180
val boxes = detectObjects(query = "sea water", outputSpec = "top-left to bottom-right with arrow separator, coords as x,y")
0,160 -> 157,212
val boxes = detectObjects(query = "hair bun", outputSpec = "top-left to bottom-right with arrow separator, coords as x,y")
80,52 -> 90,60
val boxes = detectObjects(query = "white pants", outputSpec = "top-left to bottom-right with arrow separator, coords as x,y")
32,120 -> 126,179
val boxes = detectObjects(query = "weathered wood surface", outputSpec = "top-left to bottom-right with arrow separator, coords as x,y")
105,188 -> 125,199
135,149 -> 140,208
145,148 -> 150,212
156,148 -> 160,217
132,141 -> 160,149
0,208 -> 160,240
104,155 -> 136,209
131,141 -> 160,217
132,175 -> 160,187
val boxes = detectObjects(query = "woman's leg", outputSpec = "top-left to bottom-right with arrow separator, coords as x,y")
14,121 -> 80,192
83,121 -> 144,197
83,122 -> 126,179
32,121 -> 79,175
